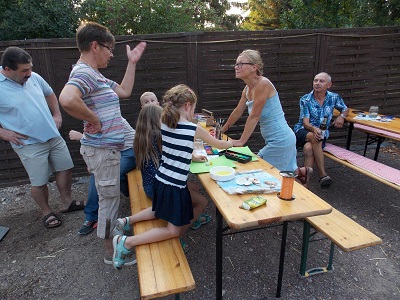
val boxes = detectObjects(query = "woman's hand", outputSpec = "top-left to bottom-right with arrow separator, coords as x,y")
126,42 -> 147,65
231,139 -> 244,147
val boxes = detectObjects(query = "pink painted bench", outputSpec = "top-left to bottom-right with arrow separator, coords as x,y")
323,143 -> 400,190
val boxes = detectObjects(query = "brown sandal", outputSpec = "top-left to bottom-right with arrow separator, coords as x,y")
42,212 -> 62,228
60,200 -> 85,213
297,167 -> 313,185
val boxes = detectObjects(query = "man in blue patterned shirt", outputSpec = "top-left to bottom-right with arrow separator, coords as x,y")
293,72 -> 348,188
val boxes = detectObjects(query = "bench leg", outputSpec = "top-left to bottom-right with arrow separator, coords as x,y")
299,220 -> 311,277
327,242 -> 335,271
300,220 -> 332,277
175,294 -> 180,300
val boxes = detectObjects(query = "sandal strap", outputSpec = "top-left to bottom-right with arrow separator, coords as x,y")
123,217 -> 131,231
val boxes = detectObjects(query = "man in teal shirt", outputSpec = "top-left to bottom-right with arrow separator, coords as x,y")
0,46 -> 81,229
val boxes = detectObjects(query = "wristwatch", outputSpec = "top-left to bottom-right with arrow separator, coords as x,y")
340,113 -> 346,118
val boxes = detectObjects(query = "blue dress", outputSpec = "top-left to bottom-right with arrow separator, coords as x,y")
246,89 -> 297,172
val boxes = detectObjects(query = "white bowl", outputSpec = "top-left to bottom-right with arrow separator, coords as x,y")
209,166 -> 235,181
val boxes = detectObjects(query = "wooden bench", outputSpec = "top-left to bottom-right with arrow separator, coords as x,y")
127,169 -> 195,299
300,208 -> 382,277
323,143 -> 400,190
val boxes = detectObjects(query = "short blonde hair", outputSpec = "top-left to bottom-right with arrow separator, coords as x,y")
140,91 -> 158,106
238,49 -> 264,76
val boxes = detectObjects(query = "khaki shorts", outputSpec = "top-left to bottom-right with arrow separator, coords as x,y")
80,145 -> 121,239
13,137 -> 73,186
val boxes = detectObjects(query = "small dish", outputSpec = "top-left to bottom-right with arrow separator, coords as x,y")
209,166 -> 235,182
236,177 -> 253,186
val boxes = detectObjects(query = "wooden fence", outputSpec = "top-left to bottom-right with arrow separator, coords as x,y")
1,27 -> 399,187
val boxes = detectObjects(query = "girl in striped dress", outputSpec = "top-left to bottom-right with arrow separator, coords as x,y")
112,84 -> 233,269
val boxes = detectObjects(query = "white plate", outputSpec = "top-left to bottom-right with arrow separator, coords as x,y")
236,177 -> 253,186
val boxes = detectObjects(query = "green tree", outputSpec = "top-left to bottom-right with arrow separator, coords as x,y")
280,0 -> 400,29
241,0 -> 400,30
78,0 -> 242,35
0,0 -> 243,40
241,0 -> 285,30
0,0 -> 79,40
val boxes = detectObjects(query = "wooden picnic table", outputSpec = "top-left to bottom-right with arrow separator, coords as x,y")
337,108 -> 400,151
196,152 -> 332,298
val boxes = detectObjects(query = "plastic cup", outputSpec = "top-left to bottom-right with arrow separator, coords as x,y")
369,106 -> 379,119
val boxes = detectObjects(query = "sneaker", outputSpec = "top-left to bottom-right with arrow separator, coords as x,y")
78,220 -> 97,235
104,253 -> 136,266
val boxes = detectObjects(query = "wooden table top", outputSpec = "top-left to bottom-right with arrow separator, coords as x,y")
342,108 -> 400,135
196,158 -> 332,230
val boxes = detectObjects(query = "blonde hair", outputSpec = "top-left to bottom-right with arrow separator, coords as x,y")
161,84 -> 197,129
239,49 -> 264,76
140,91 -> 158,106
133,104 -> 163,170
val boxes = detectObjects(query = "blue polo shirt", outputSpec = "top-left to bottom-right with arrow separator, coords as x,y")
0,68 -> 60,148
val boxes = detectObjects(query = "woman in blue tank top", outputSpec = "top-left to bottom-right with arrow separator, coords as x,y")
222,49 -> 312,184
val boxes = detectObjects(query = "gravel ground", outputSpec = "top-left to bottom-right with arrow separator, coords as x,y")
0,143 -> 399,300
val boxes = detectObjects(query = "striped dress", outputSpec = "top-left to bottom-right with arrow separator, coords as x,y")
153,121 -> 197,226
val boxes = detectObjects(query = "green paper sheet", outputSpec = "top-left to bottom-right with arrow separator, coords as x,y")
190,155 -> 237,174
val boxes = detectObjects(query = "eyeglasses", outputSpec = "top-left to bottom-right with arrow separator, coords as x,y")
97,42 -> 114,54
235,62 -> 254,69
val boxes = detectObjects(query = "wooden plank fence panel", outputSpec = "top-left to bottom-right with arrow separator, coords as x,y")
1,27 -> 399,187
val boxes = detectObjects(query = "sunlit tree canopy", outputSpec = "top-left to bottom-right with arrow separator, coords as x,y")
0,0 -> 243,40
241,0 -> 400,30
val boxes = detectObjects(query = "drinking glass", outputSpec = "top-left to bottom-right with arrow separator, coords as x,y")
193,139 -> 207,156
369,106 -> 379,119
198,118 -> 207,129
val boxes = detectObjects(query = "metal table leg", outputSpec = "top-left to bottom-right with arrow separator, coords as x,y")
216,207 -> 223,300
276,221 -> 288,298
346,122 -> 354,150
